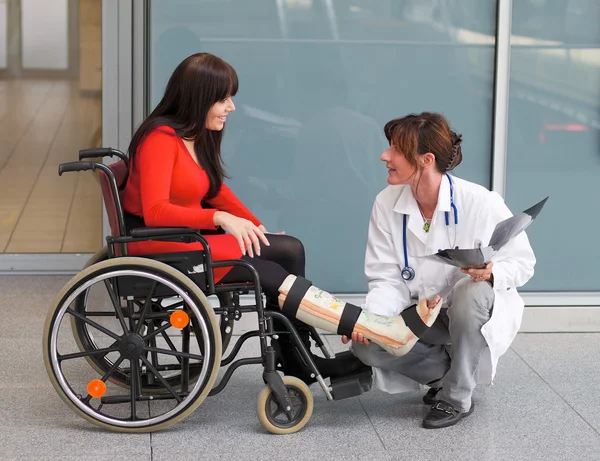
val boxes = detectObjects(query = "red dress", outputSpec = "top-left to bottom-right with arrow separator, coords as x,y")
122,126 -> 261,283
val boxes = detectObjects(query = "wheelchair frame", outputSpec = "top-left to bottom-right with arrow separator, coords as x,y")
43,147 -> 371,434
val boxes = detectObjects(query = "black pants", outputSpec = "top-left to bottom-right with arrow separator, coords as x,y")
221,234 -> 363,380
219,234 -> 306,307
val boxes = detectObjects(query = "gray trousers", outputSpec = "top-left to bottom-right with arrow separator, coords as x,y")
352,277 -> 494,412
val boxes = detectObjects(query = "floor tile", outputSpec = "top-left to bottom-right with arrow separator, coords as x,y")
0,275 -> 71,339
511,333 -> 600,433
329,336 -> 600,460
2,275 -> 599,460
151,341 -> 386,460
0,389 -> 151,460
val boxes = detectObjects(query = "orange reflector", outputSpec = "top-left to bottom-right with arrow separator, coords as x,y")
87,379 -> 106,399
170,310 -> 190,329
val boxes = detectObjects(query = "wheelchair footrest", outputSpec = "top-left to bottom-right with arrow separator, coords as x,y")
329,365 -> 373,400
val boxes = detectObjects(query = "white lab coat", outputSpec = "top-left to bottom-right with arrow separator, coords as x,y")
363,174 -> 536,393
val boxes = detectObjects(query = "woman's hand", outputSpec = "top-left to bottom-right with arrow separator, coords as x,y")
214,211 -> 270,257
341,332 -> 369,346
461,261 -> 494,283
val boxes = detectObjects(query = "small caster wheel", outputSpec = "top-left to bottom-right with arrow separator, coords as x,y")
256,376 -> 313,434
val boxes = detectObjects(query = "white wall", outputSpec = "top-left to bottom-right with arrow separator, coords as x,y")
21,0 -> 68,69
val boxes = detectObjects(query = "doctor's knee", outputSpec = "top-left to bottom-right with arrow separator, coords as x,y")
448,277 -> 494,317
350,342 -> 387,368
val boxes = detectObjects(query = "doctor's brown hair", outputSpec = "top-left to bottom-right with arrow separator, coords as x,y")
384,112 -> 462,174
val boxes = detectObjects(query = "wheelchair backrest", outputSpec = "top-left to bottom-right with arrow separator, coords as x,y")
98,160 -> 129,255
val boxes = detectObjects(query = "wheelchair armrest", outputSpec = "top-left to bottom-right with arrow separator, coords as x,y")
198,228 -> 225,235
126,227 -> 213,248
129,227 -> 198,238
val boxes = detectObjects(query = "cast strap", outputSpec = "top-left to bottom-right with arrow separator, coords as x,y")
400,304 -> 429,338
337,303 -> 362,337
281,276 -> 313,318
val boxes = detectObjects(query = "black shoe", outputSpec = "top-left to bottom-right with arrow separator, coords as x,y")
423,400 -> 474,429
272,338 -> 366,384
270,313 -> 367,383
422,387 -> 442,405
311,351 -> 366,379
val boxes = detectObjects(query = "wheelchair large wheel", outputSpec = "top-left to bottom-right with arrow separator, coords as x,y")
70,247 -> 234,390
256,376 -> 313,434
44,257 -> 221,432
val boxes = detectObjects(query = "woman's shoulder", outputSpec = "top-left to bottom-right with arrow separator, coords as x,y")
135,125 -> 182,165
145,125 -> 177,141
140,125 -> 180,150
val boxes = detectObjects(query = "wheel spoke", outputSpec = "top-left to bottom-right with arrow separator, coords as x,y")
100,355 -> 125,383
142,322 -> 171,341
104,279 -> 129,333
139,356 -> 182,403
291,401 -> 303,412
130,359 -> 138,421
134,280 -> 157,335
273,405 -> 291,422
148,323 -> 161,369
160,330 -> 183,365
59,346 -> 120,362
67,307 -> 122,341
82,355 -> 125,405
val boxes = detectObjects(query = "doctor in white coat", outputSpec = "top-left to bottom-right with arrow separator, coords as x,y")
347,112 -> 536,429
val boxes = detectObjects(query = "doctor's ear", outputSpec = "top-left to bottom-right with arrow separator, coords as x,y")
421,152 -> 435,169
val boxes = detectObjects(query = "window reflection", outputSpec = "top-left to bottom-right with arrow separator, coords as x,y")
149,0 -> 497,291
506,0 -> 600,291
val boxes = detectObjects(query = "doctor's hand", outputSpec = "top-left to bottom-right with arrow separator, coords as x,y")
427,295 -> 441,309
341,332 -> 369,346
461,261 -> 494,283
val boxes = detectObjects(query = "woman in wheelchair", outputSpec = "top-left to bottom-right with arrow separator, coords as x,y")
121,52 -> 372,383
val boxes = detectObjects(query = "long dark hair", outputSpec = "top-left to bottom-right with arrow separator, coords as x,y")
128,53 -> 238,199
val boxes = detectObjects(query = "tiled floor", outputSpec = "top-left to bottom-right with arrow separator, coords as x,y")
1,275 -> 599,461
0,80 -> 102,254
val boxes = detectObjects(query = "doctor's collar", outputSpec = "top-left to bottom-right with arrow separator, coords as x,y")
392,174 -> 453,215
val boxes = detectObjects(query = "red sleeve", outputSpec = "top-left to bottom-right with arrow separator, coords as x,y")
138,131 -> 218,229
206,183 -> 262,227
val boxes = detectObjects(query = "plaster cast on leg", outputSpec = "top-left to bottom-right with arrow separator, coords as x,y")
277,275 -> 442,357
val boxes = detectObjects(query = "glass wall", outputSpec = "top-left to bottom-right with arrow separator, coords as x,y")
0,0 -> 103,255
506,0 -> 600,291
149,0 -> 498,292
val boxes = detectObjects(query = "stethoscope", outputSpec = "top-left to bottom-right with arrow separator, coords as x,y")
401,174 -> 458,281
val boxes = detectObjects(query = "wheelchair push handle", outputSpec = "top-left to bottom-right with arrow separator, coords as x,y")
58,161 -> 97,176
79,147 -> 128,163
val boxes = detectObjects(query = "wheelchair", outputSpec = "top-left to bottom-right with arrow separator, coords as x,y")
43,147 -> 372,434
